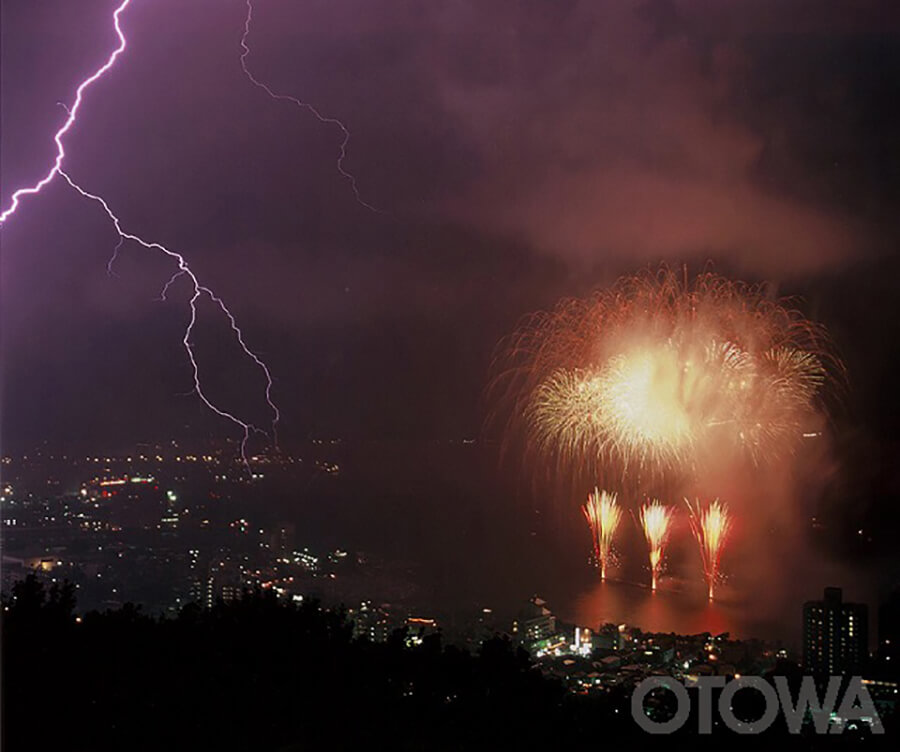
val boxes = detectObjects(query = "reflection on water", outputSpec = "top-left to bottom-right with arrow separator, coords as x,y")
554,541 -> 877,651
560,578 -> 792,645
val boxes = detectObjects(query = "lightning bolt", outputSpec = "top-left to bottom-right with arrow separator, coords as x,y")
0,0 -> 279,469
239,0 -> 378,212
0,1 -> 131,223
60,171 -> 280,467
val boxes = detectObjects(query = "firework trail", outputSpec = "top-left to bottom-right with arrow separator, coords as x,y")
491,267 -> 838,486
582,495 -> 602,568
239,0 -> 377,212
639,500 -> 674,591
0,0 -> 279,467
686,498 -> 732,601
582,488 -> 621,581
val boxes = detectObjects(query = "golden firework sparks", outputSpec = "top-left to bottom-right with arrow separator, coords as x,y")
491,267 -> 837,484
582,488 -> 621,580
686,498 -> 733,601
639,500 -> 674,591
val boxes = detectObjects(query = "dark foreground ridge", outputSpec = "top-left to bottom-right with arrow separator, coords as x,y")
1,575 -> 893,751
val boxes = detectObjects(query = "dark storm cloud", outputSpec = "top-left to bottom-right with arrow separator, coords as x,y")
244,0 -> 898,276
228,0 -> 898,276
2,0 -> 899,449
420,0 -> 898,273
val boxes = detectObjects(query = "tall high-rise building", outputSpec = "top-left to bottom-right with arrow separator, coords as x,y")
877,588 -> 900,670
350,600 -> 397,642
269,522 -> 296,554
803,587 -> 868,675
512,596 -> 557,646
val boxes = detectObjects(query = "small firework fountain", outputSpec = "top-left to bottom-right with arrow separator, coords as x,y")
639,501 -> 674,591
582,488 -> 622,581
686,498 -> 733,601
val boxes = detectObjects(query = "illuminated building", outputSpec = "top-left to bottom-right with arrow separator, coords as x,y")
405,616 -> 439,646
22,555 -> 57,572
512,596 -> 557,650
571,626 -> 593,656
87,476 -> 166,529
877,588 -> 899,670
194,557 -> 243,608
269,522 -> 296,554
803,587 -> 868,675
351,601 -> 396,642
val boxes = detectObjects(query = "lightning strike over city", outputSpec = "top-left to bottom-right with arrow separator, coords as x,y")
3,0 -> 898,746
0,0 -> 292,467
59,171 -> 279,467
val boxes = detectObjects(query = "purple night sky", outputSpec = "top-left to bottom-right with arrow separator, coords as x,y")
2,0 -> 898,455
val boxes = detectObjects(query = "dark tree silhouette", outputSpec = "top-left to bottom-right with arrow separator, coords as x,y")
2,576 -> 894,751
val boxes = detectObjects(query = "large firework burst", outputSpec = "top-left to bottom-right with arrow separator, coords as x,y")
490,267 -> 837,484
